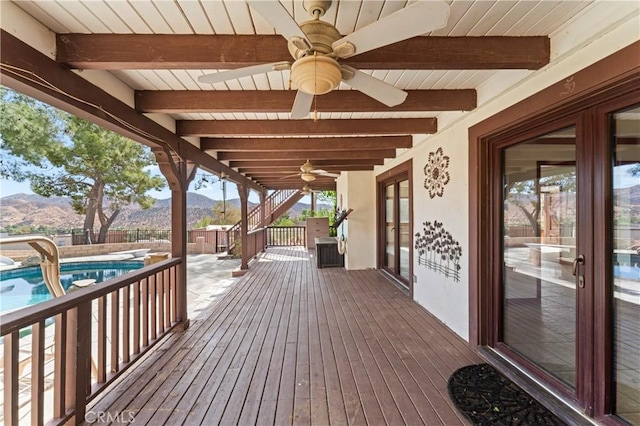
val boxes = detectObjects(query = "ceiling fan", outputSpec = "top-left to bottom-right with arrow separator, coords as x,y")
282,160 -> 340,182
198,0 -> 450,119
301,184 -> 322,195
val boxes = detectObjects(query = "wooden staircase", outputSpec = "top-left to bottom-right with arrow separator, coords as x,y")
227,189 -> 304,252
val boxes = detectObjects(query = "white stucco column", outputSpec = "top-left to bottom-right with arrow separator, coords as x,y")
335,171 -> 376,270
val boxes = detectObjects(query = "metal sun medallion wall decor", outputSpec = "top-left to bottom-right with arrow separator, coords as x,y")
423,147 -> 451,198
417,147 -> 460,281
414,220 -> 462,282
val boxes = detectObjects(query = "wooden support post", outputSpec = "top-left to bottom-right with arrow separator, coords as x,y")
171,187 -> 188,326
239,184 -> 249,270
259,190 -> 266,228
259,190 -> 267,252
153,148 -> 197,330
311,192 -> 316,213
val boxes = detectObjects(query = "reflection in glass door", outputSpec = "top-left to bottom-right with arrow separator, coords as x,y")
380,170 -> 412,288
399,180 -> 410,280
612,105 -> 640,424
502,127 -> 578,389
384,184 -> 396,274
482,75 -> 639,421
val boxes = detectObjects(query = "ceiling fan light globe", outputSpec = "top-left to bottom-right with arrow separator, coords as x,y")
291,55 -> 341,95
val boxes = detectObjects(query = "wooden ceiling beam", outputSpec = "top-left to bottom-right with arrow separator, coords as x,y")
256,176 -> 336,181
256,176 -> 337,181
178,118 -> 436,137
257,181 -> 336,187
57,34 -> 549,70
230,159 -> 384,168
137,90 -> 476,113
203,136 -> 411,152
219,149 -> 395,161
264,185 -> 336,190
242,166 -> 372,175
264,179 -> 335,183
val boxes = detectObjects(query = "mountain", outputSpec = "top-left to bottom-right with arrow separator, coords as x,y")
1,193 -> 84,229
0,192 -> 327,231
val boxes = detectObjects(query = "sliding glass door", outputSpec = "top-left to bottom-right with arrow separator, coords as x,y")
378,162 -> 412,290
493,100 -> 640,420
502,126 -> 579,388
611,105 -> 640,424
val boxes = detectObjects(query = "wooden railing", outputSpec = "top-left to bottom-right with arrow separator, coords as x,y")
0,258 -> 182,425
265,189 -> 298,219
227,189 -> 300,251
266,226 -> 306,247
245,228 -> 266,261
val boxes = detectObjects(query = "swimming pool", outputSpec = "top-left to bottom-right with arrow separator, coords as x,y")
0,261 -> 144,314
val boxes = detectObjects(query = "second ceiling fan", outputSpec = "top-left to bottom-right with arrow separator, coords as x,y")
199,0 -> 450,119
282,160 -> 340,182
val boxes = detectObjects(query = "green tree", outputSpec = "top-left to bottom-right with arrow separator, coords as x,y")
271,212 -> 296,226
317,190 -> 337,208
194,201 -> 241,227
1,88 -> 166,243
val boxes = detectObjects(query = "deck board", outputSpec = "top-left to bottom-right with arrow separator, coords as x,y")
89,247 -> 482,425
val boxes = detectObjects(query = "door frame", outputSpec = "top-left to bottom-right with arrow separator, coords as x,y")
469,42 -> 640,422
489,114 -> 591,406
377,160 -> 413,296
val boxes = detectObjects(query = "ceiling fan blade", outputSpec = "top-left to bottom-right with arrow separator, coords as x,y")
247,0 -> 312,48
291,90 -> 314,119
280,173 -> 302,180
311,169 -> 340,178
332,0 -> 450,59
198,62 -> 290,84
341,65 -> 408,107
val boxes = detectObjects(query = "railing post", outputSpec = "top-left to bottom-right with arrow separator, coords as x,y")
239,184 -> 249,270
72,302 -> 92,424
3,331 -> 19,425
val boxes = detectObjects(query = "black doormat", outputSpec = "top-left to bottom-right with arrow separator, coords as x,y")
447,364 -> 566,425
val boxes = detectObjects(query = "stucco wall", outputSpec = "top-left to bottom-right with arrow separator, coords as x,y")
335,171 -> 377,270
410,127 -> 470,338
373,6 -> 639,341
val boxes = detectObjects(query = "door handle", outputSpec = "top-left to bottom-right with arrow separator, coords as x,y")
572,254 -> 585,288
572,255 -> 585,276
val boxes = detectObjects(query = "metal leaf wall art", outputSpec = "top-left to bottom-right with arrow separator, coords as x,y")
414,220 -> 462,282
423,147 -> 450,198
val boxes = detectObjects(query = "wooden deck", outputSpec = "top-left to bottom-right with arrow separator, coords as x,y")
88,247 -> 482,425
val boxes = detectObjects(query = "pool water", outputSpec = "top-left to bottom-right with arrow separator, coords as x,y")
0,261 -> 144,314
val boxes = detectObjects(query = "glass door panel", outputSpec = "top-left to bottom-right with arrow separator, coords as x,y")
502,127 -> 577,388
612,105 -> 640,423
399,180 -> 410,280
384,184 -> 395,273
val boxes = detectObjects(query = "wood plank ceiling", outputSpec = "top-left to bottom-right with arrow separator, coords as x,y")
10,0 -> 593,191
